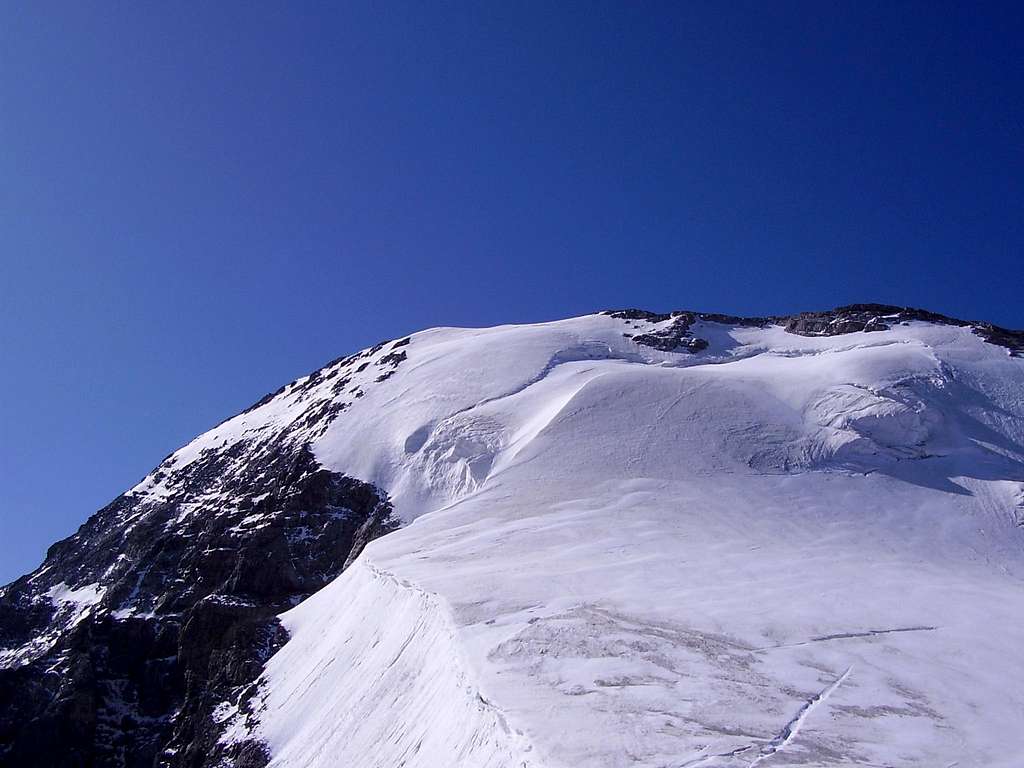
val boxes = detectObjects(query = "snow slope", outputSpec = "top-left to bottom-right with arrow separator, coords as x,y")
177,312 -> 1024,767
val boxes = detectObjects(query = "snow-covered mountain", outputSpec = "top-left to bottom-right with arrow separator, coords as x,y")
2,304 -> 1024,768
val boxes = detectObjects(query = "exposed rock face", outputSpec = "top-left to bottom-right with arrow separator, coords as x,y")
630,316 -> 710,353
783,304 -> 1024,354
972,322 -> 1024,354
781,303 -> 945,336
783,304 -> 894,335
608,310 -> 726,352
0,403 -> 398,766
607,304 -> 1024,356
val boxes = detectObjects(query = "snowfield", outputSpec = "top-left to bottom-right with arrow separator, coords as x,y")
167,312 -> 1024,767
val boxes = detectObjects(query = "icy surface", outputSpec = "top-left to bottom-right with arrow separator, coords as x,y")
159,313 -> 1024,767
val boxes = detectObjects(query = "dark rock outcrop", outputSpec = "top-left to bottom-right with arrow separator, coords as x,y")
0,334 -> 414,767
606,304 -> 1024,356
608,308 -> 775,354
631,317 -> 710,353
781,304 -> 945,337
781,304 -> 1024,354
0,446 -> 396,768
607,310 -> 711,353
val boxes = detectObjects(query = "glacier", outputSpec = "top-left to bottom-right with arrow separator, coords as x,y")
3,307 -> 1024,767
209,312 -> 1024,767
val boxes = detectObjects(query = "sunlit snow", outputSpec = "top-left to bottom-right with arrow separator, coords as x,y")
152,313 -> 1023,767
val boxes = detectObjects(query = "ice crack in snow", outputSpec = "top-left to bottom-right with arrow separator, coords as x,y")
754,626 -> 937,652
675,667 -> 855,768
678,743 -> 760,767
749,666 -> 854,767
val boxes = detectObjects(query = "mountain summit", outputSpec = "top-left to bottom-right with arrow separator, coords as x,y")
2,305 -> 1023,768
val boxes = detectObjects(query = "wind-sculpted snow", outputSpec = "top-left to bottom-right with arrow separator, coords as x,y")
3,307 -> 1024,767
223,560 -> 538,768
250,313 -> 1024,768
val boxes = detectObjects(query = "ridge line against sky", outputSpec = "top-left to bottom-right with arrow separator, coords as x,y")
1,1 -> 1022,582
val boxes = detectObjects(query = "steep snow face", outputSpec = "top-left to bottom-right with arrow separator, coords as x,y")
13,309 -> 1011,767
128,314 -> 707,520
224,561 -> 538,768
213,313 -> 1024,768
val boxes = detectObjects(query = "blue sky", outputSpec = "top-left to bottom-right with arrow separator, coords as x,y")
1,1 -> 1022,582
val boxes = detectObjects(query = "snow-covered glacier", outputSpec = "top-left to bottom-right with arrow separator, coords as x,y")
3,307 -> 1024,767
224,311 -> 1024,768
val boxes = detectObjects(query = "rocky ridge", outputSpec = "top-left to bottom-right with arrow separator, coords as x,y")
0,337 -> 410,768
608,303 -> 1024,355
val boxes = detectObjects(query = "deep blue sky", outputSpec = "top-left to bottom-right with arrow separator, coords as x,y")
1,2 -> 1022,583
